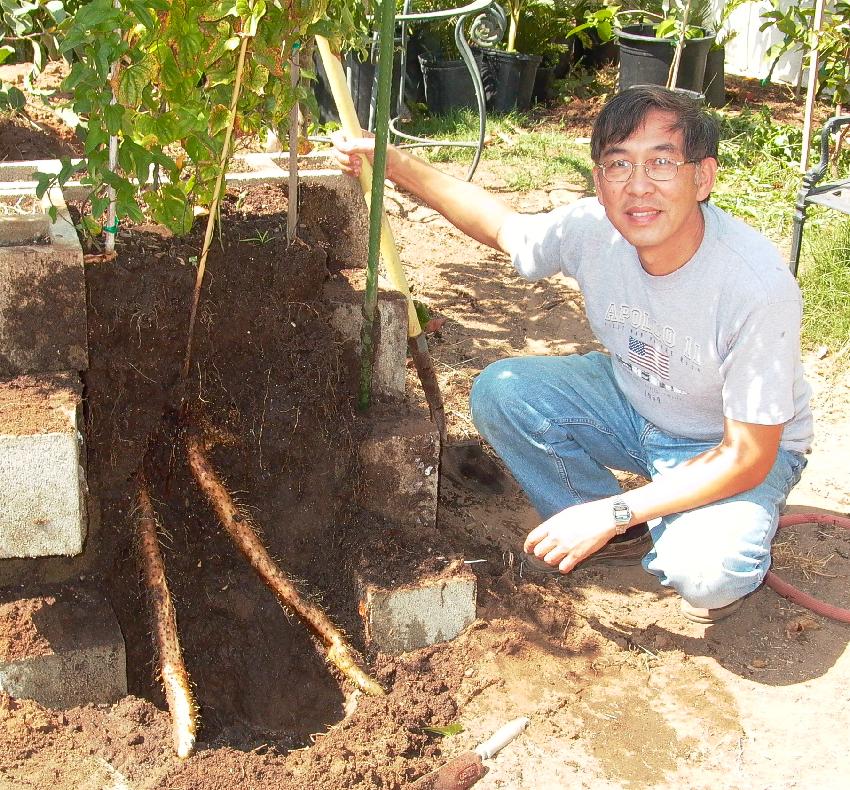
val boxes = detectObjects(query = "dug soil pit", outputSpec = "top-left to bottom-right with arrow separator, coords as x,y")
0,181 -> 471,788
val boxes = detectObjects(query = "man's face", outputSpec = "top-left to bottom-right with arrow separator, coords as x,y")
592,109 -> 718,274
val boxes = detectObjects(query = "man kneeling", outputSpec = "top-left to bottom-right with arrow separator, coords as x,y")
333,86 -> 812,623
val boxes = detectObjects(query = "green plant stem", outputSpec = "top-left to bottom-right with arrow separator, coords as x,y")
358,0 -> 396,411
287,44 -> 300,245
182,32 -> 251,384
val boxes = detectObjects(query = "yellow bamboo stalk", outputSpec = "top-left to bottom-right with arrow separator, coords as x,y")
315,35 -> 422,338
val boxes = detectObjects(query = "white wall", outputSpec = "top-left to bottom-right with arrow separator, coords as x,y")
717,0 -> 805,84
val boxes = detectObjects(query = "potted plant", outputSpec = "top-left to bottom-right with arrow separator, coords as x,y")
476,0 -> 545,112
565,0 -> 622,69
701,0 -> 747,107
514,0 -> 572,103
413,2 -> 484,115
617,0 -> 716,94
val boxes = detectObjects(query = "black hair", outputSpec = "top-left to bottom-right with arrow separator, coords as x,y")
591,86 -> 720,163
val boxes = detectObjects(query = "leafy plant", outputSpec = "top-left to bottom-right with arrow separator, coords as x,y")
759,0 -> 850,109
566,2 -> 621,49
514,0 -> 569,64
0,0 -> 82,69
34,0 -> 368,235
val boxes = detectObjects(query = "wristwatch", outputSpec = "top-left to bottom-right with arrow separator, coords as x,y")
612,499 -> 632,535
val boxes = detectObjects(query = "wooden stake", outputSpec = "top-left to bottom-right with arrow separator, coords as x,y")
185,432 -> 385,697
136,480 -> 198,759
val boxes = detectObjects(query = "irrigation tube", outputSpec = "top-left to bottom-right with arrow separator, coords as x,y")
358,0 -> 396,410
765,512 -> 850,623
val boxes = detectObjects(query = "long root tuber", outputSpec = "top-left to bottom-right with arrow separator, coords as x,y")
185,432 -> 385,697
136,480 -> 199,758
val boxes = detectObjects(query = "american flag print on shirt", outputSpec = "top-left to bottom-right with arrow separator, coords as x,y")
627,336 -> 669,379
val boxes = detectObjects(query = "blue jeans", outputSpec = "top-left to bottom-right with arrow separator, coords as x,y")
470,352 -> 807,609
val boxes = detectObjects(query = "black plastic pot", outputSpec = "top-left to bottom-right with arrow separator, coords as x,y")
418,56 -> 479,115
479,49 -> 543,113
532,65 -> 556,104
313,49 -> 401,129
617,24 -> 714,94
702,46 -> 726,108
572,33 -> 620,68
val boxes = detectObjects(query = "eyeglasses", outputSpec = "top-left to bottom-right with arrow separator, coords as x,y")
596,157 -> 698,183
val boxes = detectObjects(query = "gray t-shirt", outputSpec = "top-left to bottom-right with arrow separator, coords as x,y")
501,197 -> 813,452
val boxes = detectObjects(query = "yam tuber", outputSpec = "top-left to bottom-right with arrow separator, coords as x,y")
185,432 -> 385,697
136,480 -> 198,758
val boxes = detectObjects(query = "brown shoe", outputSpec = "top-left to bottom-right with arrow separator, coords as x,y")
680,598 -> 743,624
521,524 -> 652,577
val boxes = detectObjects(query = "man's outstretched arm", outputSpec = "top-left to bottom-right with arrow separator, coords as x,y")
331,134 -> 519,254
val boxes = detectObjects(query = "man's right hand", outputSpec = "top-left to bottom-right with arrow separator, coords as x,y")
330,132 -> 402,182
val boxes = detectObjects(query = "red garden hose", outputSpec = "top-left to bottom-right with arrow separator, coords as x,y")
764,512 -> 850,623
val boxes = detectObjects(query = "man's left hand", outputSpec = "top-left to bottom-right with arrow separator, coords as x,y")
523,498 -> 619,573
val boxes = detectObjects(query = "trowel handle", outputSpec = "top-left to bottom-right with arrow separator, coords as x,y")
474,717 -> 530,760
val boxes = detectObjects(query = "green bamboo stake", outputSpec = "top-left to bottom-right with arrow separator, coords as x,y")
359,0 -> 397,410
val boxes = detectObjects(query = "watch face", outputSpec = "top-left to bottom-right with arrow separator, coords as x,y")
613,501 -> 631,524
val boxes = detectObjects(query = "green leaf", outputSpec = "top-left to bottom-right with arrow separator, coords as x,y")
144,183 -> 194,235
244,63 -> 269,93
32,171 -> 56,200
413,299 -> 431,328
424,723 -> 465,737
81,215 -> 103,236
0,46 -> 14,65
125,0 -> 157,29
118,63 -> 149,106
208,103 -> 230,135
104,103 -> 124,134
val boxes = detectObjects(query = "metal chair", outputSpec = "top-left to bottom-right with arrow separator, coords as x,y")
789,115 -> 850,277
388,0 -> 506,181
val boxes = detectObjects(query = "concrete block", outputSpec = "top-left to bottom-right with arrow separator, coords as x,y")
0,212 -> 50,247
325,269 -> 408,399
0,586 -> 127,708
0,185 -> 87,376
0,373 -> 88,558
360,561 -> 477,654
358,407 -> 439,530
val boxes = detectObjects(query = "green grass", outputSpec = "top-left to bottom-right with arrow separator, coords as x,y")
799,215 -> 850,354
397,108 -> 594,192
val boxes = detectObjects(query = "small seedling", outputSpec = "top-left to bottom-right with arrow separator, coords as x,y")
240,229 -> 275,245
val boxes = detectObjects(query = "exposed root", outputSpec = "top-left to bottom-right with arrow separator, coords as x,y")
185,431 -> 385,697
136,479 -> 199,758
409,334 -> 447,444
